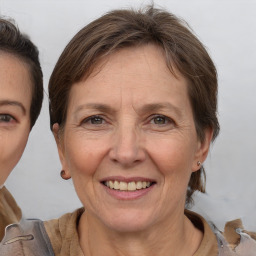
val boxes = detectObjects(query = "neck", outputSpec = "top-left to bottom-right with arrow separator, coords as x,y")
78,210 -> 203,256
0,184 -> 4,189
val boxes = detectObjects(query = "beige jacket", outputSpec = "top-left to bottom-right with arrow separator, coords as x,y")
0,186 -> 21,241
44,209 -> 222,256
1,207 -> 255,255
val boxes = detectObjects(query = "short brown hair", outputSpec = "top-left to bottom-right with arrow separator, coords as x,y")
49,6 -> 220,204
0,18 -> 43,128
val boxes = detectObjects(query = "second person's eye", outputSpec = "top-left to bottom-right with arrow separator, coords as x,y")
0,114 -> 15,123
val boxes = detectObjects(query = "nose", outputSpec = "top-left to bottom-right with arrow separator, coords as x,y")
109,124 -> 146,167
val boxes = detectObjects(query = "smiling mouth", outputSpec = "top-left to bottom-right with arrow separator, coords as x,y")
103,180 -> 155,191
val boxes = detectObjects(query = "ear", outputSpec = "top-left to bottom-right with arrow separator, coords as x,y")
192,127 -> 213,172
52,123 -> 71,178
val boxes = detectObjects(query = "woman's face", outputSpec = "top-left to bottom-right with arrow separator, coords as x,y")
0,53 -> 32,185
56,44 -> 211,232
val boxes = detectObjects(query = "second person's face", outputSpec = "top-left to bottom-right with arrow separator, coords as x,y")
56,44 -> 210,233
0,53 -> 32,184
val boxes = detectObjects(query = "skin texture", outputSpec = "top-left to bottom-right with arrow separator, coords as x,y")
0,53 -> 31,185
54,44 -> 212,256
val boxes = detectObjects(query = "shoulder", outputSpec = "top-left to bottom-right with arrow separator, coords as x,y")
0,219 -> 54,256
220,219 -> 256,255
0,186 -> 22,241
0,186 -> 22,217
0,186 -> 22,219
44,208 -> 84,256
44,207 -> 84,239
186,210 -> 256,255
185,210 -> 219,255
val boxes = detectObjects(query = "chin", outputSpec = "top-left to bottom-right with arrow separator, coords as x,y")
100,209 -> 156,233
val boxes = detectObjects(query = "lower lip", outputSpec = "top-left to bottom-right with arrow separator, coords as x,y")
102,184 -> 155,200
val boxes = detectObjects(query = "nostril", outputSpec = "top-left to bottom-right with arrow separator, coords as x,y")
109,148 -> 140,165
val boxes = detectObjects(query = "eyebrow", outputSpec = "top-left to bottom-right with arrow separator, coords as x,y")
0,100 -> 26,115
74,102 -> 182,116
138,103 -> 182,116
74,103 -> 116,115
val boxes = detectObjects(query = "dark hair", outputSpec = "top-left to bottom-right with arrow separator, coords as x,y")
0,18 -> 43,128
49,6 -> 220,204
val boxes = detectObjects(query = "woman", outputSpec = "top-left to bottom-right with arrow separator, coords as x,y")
0,18 -> 43,240
45,6 -> 255,255
1,6 -> 255,256
46,7 -> 217,256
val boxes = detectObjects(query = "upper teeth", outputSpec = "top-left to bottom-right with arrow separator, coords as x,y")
104,181 -> 151,191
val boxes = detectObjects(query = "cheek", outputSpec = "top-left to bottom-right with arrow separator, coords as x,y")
63,133 -> 110,209
146,136 -> 196,199
0,129 -> 29,177
64,133 -> 107,178
148,138 -> 195,174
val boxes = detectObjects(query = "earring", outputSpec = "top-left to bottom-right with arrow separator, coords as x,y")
60,170 -> 71,180
197,161 -> 202,167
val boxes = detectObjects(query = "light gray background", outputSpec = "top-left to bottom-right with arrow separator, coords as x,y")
1,0 -> 255,230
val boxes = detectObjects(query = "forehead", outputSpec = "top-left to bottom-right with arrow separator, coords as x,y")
0,52 -> 32,109
89,44 -> 178,81
68,44 -> 189,109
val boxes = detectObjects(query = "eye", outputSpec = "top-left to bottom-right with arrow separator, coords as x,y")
150,115 -> 172,125
0,114 -> 15,123
90,116 -> 104,124
82,115 -> 105,125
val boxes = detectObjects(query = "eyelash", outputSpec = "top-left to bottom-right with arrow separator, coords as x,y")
81,114 -> 174,127
0,114 -> 16,123
149,115 -> 173,126
81,115 -> 105,125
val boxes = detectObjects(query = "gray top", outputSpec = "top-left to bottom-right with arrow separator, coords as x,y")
0,219 -> 54,256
